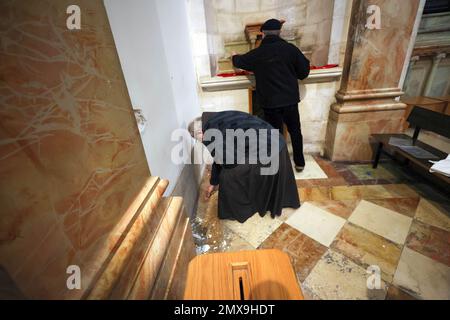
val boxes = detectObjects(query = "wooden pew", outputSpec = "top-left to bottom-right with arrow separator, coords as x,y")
371,106 -> 450,185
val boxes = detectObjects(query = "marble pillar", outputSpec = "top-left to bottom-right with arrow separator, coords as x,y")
325,0 -> 423,161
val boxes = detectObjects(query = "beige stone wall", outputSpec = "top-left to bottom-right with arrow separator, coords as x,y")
188,0 -> 338,76
212,0 -> 335,66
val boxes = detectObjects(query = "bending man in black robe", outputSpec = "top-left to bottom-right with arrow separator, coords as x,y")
189,111 -> 300,223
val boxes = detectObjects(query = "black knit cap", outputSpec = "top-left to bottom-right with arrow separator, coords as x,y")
260,19 -> 282,31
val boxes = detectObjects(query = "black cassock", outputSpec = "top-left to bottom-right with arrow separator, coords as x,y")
202,111 -> 300,223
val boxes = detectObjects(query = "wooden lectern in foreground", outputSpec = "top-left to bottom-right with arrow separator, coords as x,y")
184,249 -> 304,300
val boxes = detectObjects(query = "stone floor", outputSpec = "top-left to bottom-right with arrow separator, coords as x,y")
191,155 -> 450,300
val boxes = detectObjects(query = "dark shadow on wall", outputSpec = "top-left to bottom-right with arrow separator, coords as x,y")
0,266 -> 26,299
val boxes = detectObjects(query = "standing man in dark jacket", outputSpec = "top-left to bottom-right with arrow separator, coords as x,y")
232,19 -> 310,171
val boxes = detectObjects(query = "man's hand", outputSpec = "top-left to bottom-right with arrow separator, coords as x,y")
230,51 -> 239,60
205,184 -> 218,200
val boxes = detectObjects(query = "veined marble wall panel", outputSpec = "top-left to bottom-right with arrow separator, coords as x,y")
342,0 -> 420,92
0,0 -> 150,299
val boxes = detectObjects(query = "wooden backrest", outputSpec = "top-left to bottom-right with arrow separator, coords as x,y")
407,106 -> 450,139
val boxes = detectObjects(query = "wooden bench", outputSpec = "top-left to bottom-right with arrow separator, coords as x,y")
372,106 -> 450,184
400,96 -> 447,130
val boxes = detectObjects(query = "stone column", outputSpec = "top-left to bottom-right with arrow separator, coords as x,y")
325,0 -> 424,161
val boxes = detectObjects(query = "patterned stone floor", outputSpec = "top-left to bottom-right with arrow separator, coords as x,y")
191,155 -> 450,300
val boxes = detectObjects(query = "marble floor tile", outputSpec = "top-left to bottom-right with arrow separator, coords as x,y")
224,228 -> 256,252
381,163 -> 418,182
393,247 -> 450,300
223,213 -> 282,248
296,176 -> 348,188
381,184 -> 419,199
385,285 -> 417,300
313,156 -> 343,178
298,187 -> 331,201
303,250 -> 387,300
367,198 -> 420,218
300,283 -> 321,300
331,184 -> 419,201
348,164 -> 397,181
277,207 -> 297,222
331,223 -> 402,282
292,155 -> 328,180
348,200 -> 413,245
331,185 -> 393,200
286,202 -> 346,247
406,220 -> 450,267
192,189 -> 228,253
308,200 -> 360,219
259,223 -> 327,281
332,166 -> 364,185
410,183 -> 450,203
415,198 -> 450,232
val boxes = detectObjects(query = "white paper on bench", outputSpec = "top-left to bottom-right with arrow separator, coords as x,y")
429,154 -> 450,177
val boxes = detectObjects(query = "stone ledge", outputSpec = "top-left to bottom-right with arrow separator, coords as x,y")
200,67 -> 343,92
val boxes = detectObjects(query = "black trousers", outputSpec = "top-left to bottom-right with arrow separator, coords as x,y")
263,104 -> 305,167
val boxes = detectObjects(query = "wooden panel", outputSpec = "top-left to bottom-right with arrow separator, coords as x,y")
86,178 -> 168,299
184,249 -> 303,300
428,96 -> 450,115
153,213 -> 196,300
109,196 -> 172,299
126,197 -> 183,299
407,106 -> 450,139
401,96 -> 447,130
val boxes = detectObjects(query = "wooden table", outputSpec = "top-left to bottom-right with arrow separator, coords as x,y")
184,249 -> 304,300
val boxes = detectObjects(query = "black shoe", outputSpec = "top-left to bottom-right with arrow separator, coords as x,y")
295,165 -> 304,172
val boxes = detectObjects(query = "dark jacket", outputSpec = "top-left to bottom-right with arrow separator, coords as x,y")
232,35 -> 310,109
202,111 -> 285,185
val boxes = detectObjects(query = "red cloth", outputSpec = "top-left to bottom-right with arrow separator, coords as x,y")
216,70 -> 252,77
217,64 -> 338,77
310,64 -> 338,70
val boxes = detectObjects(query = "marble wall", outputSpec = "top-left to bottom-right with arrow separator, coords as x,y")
0,0 -> 150,299
340,0 -> 422,93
